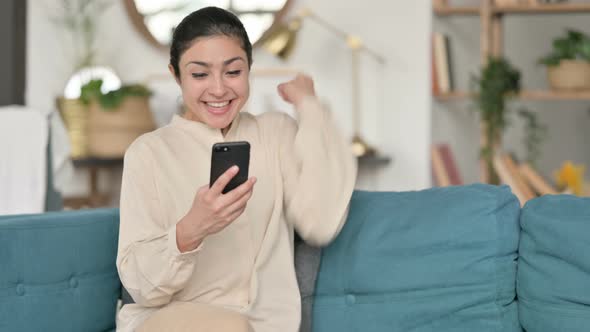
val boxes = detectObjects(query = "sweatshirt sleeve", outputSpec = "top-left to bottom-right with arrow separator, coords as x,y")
274,96 -> 357,246
116,139 -> 202,307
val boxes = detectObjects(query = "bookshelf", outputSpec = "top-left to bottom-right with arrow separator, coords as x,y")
434,3 -> 590,15
434,90 -> 590,101
432,0 -> 590,182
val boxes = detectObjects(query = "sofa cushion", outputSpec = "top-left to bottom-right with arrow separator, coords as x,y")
517,194 -> 590,332
295,234 -> 322,332
0,208 -> 121,332
312,184 -> 521,332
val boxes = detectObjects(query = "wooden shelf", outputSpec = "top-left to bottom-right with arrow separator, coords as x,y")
72,157 -> 123,167
496,3 -> 590,14
433,91 -> 472,101
358,155 -> 392,167
434,3 -> 590,16
434,90 -> 590,101
434,5 -> 479,15
520,90 -> 590,100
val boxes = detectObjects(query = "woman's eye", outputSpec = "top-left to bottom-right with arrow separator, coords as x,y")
191,73 -> 207,78
227,70 -> 241,76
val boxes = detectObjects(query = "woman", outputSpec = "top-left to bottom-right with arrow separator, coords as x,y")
116,6 -> 356,332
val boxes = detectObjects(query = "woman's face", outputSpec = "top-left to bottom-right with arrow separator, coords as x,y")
172,35 -> 250,132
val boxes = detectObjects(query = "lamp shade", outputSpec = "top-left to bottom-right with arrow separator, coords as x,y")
260,18 -> 301,60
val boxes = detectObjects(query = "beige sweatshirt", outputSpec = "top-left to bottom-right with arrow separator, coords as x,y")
116,96 -> 357,332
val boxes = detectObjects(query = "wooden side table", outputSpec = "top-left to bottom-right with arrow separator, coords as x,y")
64,157 -> 124,209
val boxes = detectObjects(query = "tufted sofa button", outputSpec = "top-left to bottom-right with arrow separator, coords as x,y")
16,284 -> 25,296
345,294 -> 356,305
69,277 -> 78,288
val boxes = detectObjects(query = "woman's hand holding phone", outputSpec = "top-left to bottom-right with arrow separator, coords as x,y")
176,166 -> 257,253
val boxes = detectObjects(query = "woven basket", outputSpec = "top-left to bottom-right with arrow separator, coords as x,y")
57,97 -> 89,158
87,96 -> 155,158
547,60 -> 590,91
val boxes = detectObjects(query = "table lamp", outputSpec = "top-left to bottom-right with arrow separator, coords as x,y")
260,8 -> 386,158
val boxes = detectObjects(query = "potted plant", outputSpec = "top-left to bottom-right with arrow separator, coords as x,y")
539,29 -> 590,91
51,0 -> 113,157
471,57 -> 547,184
81,79 -> 155,158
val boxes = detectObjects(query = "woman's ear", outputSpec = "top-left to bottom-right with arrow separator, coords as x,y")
168,64 -> 181,85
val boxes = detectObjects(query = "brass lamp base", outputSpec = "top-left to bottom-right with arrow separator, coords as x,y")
351,134 -> 377,158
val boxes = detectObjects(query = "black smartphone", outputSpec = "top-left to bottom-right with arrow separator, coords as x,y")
210,141 -> 250,194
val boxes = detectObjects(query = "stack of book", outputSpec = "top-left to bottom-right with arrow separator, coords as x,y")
431,145 -> 568,206
492,154 -> 557,206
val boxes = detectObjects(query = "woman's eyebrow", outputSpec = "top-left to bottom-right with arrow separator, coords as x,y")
186,57 -> 245,68
223,57 -> 245,66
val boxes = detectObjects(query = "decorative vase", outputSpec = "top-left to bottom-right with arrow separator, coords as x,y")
57,97 -> 89,158
87,96 -> 155,158
547,60 -> 590,91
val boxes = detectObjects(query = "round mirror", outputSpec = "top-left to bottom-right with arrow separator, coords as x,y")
124,0 -> 292,51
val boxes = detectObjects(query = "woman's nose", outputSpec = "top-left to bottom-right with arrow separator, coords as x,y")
208,76 -> 227,97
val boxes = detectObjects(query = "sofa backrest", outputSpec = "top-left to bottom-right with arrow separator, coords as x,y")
0,208 -> 120,332
517,194 -> 590,332
312,184 -> 522,332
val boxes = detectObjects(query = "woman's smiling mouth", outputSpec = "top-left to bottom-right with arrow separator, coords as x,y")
204,100 -> 233,114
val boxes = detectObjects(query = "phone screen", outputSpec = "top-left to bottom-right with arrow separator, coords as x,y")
209,141 -> 250,194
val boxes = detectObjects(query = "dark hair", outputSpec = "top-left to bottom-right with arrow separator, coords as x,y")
170,6 -> 253,79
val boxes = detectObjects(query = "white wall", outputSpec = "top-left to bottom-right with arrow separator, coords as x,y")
27,0 -> 432,198
433,10 -> 590,184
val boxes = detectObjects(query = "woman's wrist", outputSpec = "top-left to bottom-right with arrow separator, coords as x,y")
176,215 -> 205,253
293,94 -> 315,108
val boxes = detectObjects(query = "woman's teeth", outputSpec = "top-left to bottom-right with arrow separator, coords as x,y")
206,101 -> 230,108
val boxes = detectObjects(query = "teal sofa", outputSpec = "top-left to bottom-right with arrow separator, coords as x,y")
1,184 -> 588,332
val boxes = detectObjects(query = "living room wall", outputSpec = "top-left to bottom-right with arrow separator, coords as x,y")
26,0 -> 432,199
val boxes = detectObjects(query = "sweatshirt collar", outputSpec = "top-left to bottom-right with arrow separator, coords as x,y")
170,112 -> 241,141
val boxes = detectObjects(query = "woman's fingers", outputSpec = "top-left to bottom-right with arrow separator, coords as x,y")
223,186 -> 253,217
209,166 -> 239,196
223,206 -> 247,226
221,176 -> 256,206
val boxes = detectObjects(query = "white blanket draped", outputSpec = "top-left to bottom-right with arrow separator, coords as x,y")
0,108 -> 48,214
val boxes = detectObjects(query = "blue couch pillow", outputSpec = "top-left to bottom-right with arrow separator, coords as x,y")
517,195 -> 590,332
313,184 -> 522,332
0,208 -> 121,332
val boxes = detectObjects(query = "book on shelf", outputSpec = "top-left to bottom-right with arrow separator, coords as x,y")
431,38 -> 440,96
431,143 -> 462,187
518,162 -> 558,195
432,145 -> 450,187
493,154 -> 536,206
432,32 -> 454,96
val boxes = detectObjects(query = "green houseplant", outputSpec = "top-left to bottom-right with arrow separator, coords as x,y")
471,57 -> 547,184
539,29 -> 590,90
80,79 -> 152,109
80,80 -> 155,158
